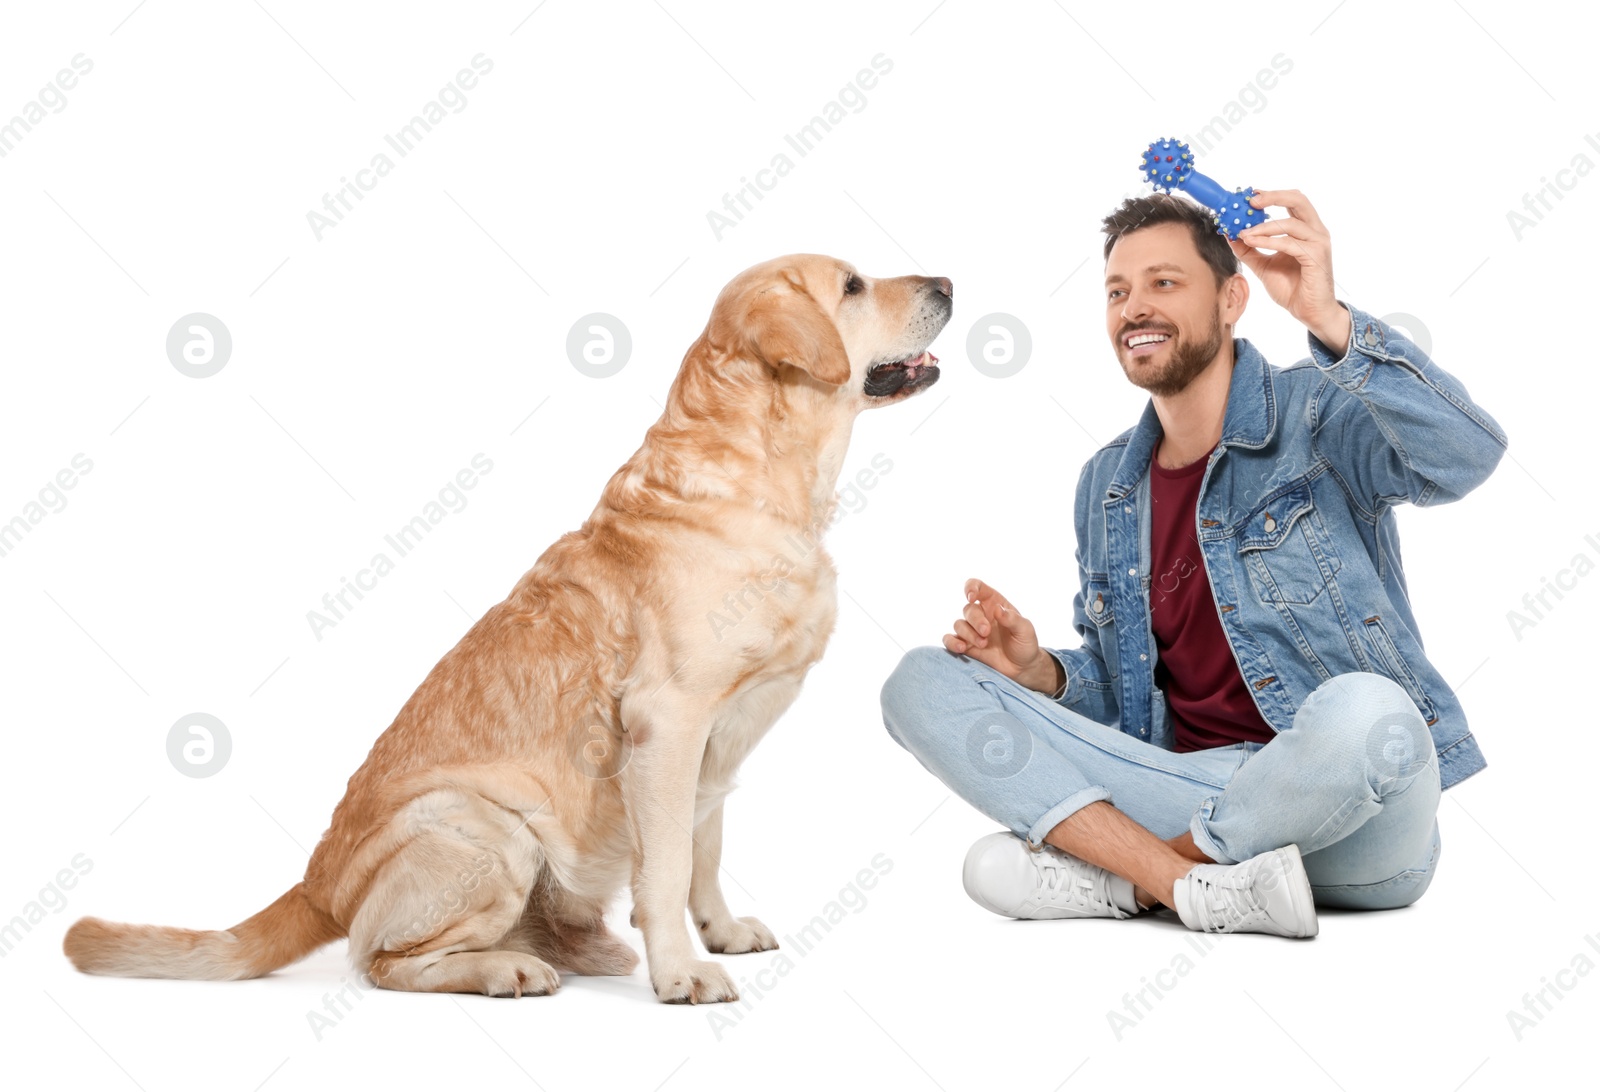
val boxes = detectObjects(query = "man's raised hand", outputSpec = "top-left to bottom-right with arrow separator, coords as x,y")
1227,188 -> 1350,354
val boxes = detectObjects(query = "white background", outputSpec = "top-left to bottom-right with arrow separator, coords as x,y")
2,1 -> 1594,1089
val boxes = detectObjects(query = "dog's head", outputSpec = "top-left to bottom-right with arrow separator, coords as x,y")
699,254 -> 952,409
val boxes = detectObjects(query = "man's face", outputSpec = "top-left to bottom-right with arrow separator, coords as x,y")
1104,222 -> 1232,398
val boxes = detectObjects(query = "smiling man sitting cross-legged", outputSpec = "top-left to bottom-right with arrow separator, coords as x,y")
879,190 -> 1507,937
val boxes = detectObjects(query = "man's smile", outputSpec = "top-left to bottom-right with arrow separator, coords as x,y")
1123,328 -> 1173,357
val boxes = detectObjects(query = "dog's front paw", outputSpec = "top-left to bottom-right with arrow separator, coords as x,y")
652,958 -> 738,1004
698,914 -> 779,954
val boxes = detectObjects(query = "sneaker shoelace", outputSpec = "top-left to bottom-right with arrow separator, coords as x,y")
1035,851 -> 1121,916
1190,868 -> 1269,932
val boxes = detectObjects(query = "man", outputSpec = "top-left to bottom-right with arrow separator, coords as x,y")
879,190 -> 1507,937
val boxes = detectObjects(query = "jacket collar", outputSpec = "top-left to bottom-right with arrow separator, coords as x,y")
1105,337 -> 1278,500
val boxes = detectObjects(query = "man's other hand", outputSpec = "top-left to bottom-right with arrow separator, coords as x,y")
944,578 -> 1060,695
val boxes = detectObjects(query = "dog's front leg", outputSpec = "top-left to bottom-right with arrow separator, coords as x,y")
622,706 -> 739,1004
690,801 -> 778,954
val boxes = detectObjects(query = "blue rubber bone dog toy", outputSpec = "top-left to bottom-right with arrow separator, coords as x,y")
1139,137 -> 1267,240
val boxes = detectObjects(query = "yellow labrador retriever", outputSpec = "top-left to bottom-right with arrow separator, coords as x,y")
65,254 -> 951,1004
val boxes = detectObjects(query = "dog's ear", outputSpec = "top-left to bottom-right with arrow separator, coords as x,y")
742,284 -> 852,387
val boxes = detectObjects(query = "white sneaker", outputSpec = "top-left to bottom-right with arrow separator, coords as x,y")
1172,844 -> 1318,938
962,831 -> 1140,920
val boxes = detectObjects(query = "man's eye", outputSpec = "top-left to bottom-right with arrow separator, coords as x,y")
844,275 -> 864,296
1157,279 -> 1174,287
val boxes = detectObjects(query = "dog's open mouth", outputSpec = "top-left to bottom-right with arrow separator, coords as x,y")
864,350 -> 940,398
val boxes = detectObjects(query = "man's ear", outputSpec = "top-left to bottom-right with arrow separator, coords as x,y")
743,286 -> 852,387
1224,271 -> 1249,327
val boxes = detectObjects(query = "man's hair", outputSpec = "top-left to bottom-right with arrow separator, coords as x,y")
1101,193 -> 1239,290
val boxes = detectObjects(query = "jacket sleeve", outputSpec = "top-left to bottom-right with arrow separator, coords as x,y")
1041,458 -> 1120,725
1309,302 -> 1508,514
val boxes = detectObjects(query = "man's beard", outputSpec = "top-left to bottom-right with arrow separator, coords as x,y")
1120,309 -> 1225,397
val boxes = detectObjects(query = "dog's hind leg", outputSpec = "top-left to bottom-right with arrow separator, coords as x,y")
347,787 -> 559,998
369,947 -> 558,998
504,877 -> 639,977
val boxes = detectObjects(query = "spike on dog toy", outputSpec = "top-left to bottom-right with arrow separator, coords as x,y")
1139,137 -> 1267,240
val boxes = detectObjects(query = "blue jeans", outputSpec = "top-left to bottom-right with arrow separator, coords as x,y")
880,646 -> 1442,910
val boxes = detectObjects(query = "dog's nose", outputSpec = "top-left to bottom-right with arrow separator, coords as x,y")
928,276 -> 953,298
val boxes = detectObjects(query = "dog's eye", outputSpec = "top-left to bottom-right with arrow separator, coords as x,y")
844,275 -> 864,296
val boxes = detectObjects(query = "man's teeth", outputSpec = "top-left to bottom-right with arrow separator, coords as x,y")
1127,333 -> 1170,348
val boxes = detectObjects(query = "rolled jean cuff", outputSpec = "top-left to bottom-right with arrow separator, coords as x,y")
1188,798 -> 1236,865
1027,786 -> 1112,849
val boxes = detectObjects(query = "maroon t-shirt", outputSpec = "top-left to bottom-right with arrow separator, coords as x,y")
1148,450 -> 1276,752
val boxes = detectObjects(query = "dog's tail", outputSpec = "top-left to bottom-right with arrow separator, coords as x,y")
63,883 -> 343,980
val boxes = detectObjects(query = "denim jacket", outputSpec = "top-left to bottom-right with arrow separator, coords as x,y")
1043,303 -> 1507,789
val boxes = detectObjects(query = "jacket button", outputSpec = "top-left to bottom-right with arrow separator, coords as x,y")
1091,596 -> 1104,614
1128,567 -> 1137,576
1139,653 -> 1147,661
1125,506 -> 1133,514
1264,515 -> 1277,533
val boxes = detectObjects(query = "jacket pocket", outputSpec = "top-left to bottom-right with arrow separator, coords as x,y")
1363,613 -> 1439,726
1236,483 -> 1342,606
1084,573 -> 1120,682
